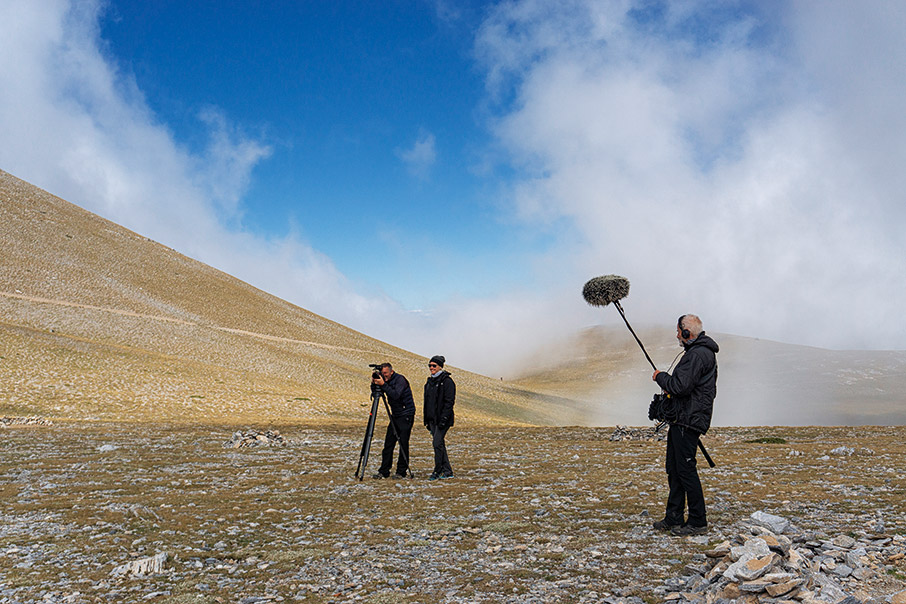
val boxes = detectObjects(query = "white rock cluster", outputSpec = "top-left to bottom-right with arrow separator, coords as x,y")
655,511 -> 906,604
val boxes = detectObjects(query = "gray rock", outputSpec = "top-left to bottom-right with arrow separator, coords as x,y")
750,511 -> 791,534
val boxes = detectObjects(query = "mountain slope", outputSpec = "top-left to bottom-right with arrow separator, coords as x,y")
0,169 -> 585,424
511,325 -> 906,426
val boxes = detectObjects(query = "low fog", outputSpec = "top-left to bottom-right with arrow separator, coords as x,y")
512,325 -> 906,427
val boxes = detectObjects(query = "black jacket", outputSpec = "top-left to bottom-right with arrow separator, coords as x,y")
655,332 -> 718,434
423,371 -> 455,428
382,372 -> 415,418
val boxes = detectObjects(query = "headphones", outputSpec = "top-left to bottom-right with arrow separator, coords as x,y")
678,315 -> 691,340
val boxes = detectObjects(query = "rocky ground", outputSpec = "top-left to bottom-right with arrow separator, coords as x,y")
1,422 -> 904,603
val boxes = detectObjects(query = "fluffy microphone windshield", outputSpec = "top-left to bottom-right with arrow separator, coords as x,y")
582,275 -> 630,307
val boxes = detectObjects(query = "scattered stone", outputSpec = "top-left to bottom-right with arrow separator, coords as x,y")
223,429 -> 286,448
0,416 -> 52,426
656,511 -> 906,604
609,425 -> 667,441
750,510 -> 791,534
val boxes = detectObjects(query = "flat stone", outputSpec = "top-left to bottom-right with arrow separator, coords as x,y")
765,578 -> 803,597
763,572 -> 797,583
750,511 -> 790,534
833,535 -> 857,549
739,579 -> 772,593
704,540 -> 731,558
736,554 -> 777,581
730,537 -> 771,562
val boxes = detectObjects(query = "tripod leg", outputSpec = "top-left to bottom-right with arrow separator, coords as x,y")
355,391 -> 381,480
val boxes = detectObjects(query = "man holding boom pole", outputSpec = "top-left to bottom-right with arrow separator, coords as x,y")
652,314 -> 719,536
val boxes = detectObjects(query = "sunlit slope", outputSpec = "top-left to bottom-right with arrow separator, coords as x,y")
0,169 -> 585,424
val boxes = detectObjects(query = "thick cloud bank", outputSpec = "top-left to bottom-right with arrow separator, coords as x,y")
473,0 -> 906,356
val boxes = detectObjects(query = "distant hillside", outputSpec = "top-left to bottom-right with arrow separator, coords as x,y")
511,325 -> 906,426
0,169 -> 586,425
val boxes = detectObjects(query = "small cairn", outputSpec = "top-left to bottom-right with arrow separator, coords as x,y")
610,425 -> 667,442
223,429 -> 287,448
1,416 -> 52,426
650,511 -> 906,604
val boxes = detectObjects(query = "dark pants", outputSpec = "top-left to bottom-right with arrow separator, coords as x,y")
664,424 -> 707,527
428,423 -> 452,476
378,414 -> 413,477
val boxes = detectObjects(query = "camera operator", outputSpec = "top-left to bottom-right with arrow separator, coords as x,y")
371,362 -> 415,479
423,355 -> 455,480
651,314 -> 718,536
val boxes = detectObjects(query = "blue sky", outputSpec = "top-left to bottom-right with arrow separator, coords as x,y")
100,1 -> 530,307
2,1 -> 906,374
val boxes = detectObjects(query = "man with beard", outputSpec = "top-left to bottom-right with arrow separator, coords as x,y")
371,362 -> 415,479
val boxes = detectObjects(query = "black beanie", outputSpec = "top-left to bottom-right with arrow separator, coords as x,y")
429,355 -> 445,368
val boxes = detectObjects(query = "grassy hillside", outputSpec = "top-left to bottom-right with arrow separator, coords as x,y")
0,169 -> 585,425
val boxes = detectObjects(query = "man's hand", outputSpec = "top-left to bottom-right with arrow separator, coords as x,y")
652,370 -> 662,381
373,376 -> 385,386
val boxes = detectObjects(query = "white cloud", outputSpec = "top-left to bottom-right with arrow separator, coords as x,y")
397,130 -> 437,179
471,0 -> 906,353
0,0 -> 398,333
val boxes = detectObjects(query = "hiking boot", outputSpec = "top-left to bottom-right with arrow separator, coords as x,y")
671,524 -> 708,536
371,472 -> 389,479
393,473 -> 408,479
652,519 -> 681,532
428,473 -> 440,481
439,472 -> 454,479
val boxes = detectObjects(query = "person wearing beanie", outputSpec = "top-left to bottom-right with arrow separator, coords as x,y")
423,355 -> 455,480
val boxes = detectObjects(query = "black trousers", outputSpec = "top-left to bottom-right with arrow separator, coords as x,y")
664,424 -> 707,527
378,414 -> 413,476
428,423 -> 452,476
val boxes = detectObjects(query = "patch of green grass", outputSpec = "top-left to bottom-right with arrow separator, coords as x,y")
886,568 -> 906,580
484,520 -> 531,534
745,437 -> 787,444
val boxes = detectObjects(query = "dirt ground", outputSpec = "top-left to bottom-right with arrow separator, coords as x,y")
1,423 -> 904,603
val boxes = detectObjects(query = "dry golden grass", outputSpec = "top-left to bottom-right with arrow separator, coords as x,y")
0,169 -> 583,426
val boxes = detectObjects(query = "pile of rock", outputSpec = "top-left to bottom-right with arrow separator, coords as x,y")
0,416 -> 52,426
223,429 -> 287,448
654,511 -> 906,604
610,425 -> 667,442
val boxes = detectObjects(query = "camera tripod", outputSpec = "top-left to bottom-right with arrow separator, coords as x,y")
354,381 -> 412,481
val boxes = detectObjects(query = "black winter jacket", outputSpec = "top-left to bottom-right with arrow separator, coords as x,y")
423,371 -> 455,428
654,332 -> 718,434
382,372 -> 415,418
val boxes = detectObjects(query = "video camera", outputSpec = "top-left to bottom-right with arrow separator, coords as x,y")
369,363 -> 382,381
648,392 -> 678,424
